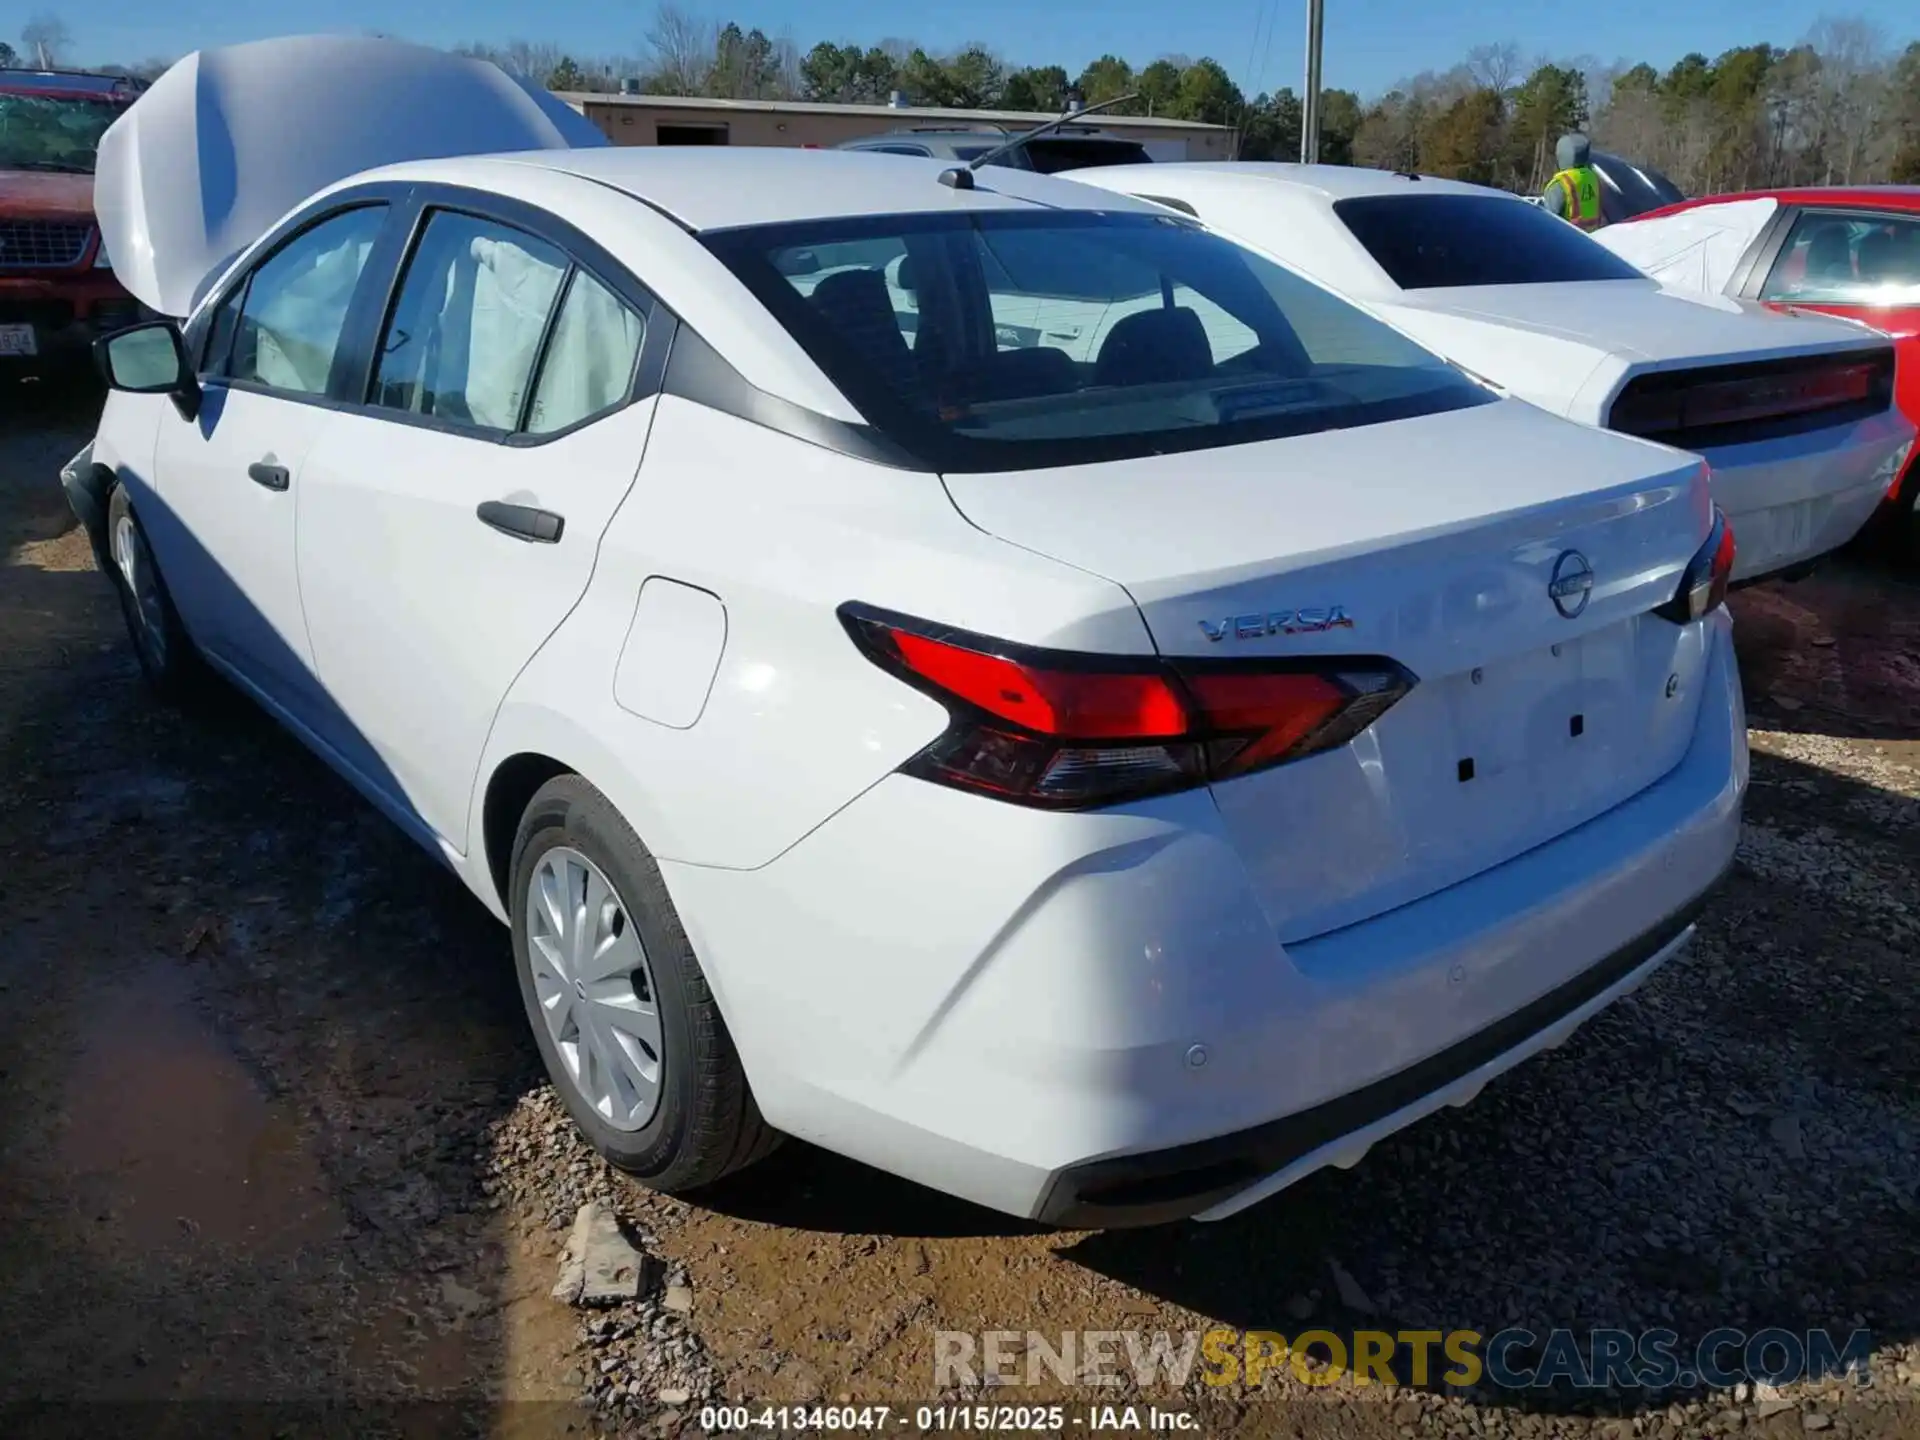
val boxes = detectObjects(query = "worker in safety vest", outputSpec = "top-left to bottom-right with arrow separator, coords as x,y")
1542,133 -> 1603,231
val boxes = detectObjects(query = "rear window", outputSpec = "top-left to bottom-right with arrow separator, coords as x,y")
1334,193 -> 1647,290
703,209 -> 1492,473
1019,137 -> 1152,174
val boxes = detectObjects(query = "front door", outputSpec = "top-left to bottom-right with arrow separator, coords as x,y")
147,204 -> 391,717
293,204 -> 661,849
1750,205 -> 1920,500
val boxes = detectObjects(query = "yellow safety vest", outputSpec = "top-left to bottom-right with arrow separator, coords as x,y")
1549,166 -> 1603,229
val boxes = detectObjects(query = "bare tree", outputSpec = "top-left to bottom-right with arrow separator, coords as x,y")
644,3 -> 715,95
774,30 -> 804,100
21,13 -> 71,69
1806,16 -> 1889,184
1465,42 -> 1522,97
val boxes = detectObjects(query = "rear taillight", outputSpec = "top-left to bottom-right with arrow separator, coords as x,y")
842,606 -> 1416,809
1656,508 -> 1736,624
1609,348 -> 1893,446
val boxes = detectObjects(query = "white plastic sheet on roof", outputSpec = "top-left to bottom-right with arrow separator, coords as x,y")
1590,197 -> 1779,296
93,34 -> 606,318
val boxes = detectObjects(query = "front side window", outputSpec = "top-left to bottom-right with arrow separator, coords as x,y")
372,211 -> 569,430
1760,211 -> 1920,306
704,209 -> 1489,472
220,205 -> 388,395
1334,193 -> 1647,290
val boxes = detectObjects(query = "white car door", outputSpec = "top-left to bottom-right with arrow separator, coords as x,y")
293,202 -> 659,849
147,203 -> 391,717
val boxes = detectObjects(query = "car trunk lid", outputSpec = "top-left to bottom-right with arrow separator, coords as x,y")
1378,280 -> 1885,365
941,396 -> 1716,941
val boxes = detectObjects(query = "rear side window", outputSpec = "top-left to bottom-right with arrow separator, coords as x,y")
216,205 -> 388,395
526,271 -> 646,435
704,209 -> 1490,473
1335,193 -> 1646,290
1759,211 -> 1920,306
372,211 -> 570,430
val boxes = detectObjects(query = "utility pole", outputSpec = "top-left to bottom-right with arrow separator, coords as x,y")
1300,0 -> 1324,163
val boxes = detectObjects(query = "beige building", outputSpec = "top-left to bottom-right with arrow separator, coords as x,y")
556,92 -> 1236,161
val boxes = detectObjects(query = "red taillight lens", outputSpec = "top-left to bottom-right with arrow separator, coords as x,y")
844,607 -> 1416,809
1179,670 -> 1350,776
888,631 -> 1189,738
1609,350 -> 1893,446
1656,508 -> 1736,624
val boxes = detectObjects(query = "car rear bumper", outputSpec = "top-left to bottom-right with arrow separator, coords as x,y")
1700,409 -> 1914,580
661,612 -> 1747,1226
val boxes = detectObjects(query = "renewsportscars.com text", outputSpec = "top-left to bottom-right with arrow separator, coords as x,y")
933,1327 -> 1872,1391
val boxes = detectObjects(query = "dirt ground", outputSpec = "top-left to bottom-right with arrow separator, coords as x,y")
1,378 -> 1916,1440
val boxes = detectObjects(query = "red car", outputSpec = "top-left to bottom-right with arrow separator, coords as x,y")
0,68 -> 149,373
1603,186 -> 1920,555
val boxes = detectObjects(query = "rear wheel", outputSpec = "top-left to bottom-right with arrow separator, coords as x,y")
1896,472 -> 1920,567
508,774 -> 778,1190
106,482 -> 209,704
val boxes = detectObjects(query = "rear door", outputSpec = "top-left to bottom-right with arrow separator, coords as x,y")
293,192 -> 667,849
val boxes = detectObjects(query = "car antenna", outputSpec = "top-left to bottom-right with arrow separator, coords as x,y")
937,92 -> 1141,190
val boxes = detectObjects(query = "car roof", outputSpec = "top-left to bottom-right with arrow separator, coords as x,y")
850,126 -> 1133,140
365,147 -> 1166,233
0,68 -> 143,98
849,128 -> 1010,141
1101,162 -> 1523,204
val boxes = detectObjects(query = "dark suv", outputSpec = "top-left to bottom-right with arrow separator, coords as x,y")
838,124 -> 1153,174
1,69 -> 149,373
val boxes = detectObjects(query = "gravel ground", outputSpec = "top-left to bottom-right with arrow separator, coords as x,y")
1,378 -> 1916,1440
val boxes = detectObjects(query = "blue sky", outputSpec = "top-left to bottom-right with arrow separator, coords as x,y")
61,0 -> 1917,99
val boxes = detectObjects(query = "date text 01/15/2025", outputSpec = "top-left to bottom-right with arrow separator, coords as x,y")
698,1405 -> 1200,1431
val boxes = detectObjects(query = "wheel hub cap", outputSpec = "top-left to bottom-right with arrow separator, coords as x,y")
525,846 -> 663,1131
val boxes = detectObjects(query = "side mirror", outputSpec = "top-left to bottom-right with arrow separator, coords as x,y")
94,320 -> 200,420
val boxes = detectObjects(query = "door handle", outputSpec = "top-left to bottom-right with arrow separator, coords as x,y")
476,500 -> 565,544
247,461 -> 290,492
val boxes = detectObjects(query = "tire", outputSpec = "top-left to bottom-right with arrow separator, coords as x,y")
508,774 -> 779,1190
1894,478 -> 1920,568
105,482 -> 210,704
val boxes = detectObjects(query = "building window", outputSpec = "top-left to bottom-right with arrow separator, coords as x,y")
657,123 -> 729,146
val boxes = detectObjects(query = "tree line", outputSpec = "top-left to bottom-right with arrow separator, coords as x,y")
455,8 -> 1920,192
38,6 -> 1920,193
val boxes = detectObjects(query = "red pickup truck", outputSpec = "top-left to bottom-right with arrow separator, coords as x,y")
0,68 -> 149,373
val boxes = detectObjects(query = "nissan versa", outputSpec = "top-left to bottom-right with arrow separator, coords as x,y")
63,37 -> 1746,1227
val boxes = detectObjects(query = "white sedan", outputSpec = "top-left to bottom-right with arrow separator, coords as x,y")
1060,162 -> 1915,584
66,38 -> 1745,1227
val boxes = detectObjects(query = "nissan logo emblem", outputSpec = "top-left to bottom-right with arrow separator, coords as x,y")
1548,550 -> 1594,620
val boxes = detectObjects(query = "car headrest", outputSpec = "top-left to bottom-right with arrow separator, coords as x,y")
1093,306 -> 1214,388
809,268 -> 909,365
